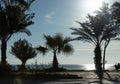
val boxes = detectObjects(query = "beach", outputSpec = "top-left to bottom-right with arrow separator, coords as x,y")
0,71 -> 119,84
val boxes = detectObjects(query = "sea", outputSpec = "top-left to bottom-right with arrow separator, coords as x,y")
11,64 -> 116,71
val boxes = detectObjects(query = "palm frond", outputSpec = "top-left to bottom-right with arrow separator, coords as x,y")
35,46 -> 48,55
113,38 -> 120,40
62,43 -> 74,55
17,29 -> 31,36
44,34 -> 56,50
63,37 -> 72,44
70,28 -> 96,45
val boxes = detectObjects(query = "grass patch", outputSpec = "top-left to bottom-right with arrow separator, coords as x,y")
0,70 -> 82,79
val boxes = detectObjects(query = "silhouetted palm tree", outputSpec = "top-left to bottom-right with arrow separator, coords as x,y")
71,19 -> 103,79
70,3 -> 106,79
100,2 -> 120,70
37,33 -> 74,69
71,2 -> 120,79
111,2 -> 120,23
10,39 -> 37,70
0,0 -> 35,64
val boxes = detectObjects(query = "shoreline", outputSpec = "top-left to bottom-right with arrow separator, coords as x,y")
11,64 -> 116,71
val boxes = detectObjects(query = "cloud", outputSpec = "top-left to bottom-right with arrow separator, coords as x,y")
45,11 -> 55,24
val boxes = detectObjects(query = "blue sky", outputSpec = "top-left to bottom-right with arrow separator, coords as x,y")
2,0 -> 120,65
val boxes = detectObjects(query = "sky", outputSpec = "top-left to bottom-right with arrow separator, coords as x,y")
1,0 -> 120,65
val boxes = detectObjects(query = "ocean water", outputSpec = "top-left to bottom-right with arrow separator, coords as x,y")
60,64 -> 115,70
11,64 -> 115,70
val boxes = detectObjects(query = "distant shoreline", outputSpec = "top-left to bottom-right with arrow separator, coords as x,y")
11,64 -> 116,71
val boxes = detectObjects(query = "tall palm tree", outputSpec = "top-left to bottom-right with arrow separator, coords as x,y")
103,2 -> 120,71
0,0 -> 35,64
71,2 -> 120,79
111,2 -> 120,23
10,39 -> 37,70
37,33 -> 74,69
102,24 -> 120,70
71,18 -> 104,79
100,2 -> 120,70
70,3 -> 108,79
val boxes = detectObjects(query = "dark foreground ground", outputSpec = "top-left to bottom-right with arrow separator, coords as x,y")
0,71 -> 120,84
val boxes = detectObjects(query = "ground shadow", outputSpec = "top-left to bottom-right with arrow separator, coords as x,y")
104,71 -> 113,80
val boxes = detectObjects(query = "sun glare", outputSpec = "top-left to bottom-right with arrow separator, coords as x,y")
85,0 -> 104,12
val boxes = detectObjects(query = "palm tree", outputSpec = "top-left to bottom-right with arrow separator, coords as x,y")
37,33 -> 74,69
70,2 -> 120,79
102,24 -> 120,70
101,2 -> 120,70
70,3 -> 108,79
97,2 -> 120,79
111,2 -> 120,23
0,0 -> 35,64
10,39 -> 37,70
71,19 -> 103,79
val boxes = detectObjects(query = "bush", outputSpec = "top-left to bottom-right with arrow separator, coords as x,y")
0,63 -> 11,76
44,67 -> 66,72
114,63 -> 120,70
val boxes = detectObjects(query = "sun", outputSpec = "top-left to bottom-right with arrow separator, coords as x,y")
85,0 -> 104,12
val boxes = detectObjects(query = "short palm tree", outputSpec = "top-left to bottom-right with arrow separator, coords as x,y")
37,33 -> 74,69
10,39 -> 37,70
0,0 -> 35,64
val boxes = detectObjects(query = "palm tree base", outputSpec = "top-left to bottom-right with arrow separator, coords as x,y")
0,64 -> 11,75
44,67 -> 66,72
19,65 -> 26,71
95,70 -> 103,79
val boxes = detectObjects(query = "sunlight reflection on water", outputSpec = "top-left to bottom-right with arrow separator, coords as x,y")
82,64 -> 115,70
61,64 -> 115,70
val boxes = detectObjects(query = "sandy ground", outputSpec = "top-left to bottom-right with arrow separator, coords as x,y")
0,71 -> 120,84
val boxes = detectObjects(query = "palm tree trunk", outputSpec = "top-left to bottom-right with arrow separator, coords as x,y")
94,44 -> 103,79
103,40 -> 109,71
21,60 -> 26,70
103,45 -> 107,71
52,51 -> 59,69
1,38 -> 7,64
